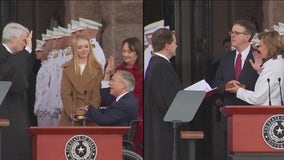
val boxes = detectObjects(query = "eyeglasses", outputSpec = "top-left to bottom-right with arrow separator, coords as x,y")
229,31 -> 247,36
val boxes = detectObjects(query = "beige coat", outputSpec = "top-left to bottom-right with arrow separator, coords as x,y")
59,60 -> 103,126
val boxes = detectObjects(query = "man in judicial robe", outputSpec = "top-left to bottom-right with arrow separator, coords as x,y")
144,28 -> 182,160
0,22 -> 33,160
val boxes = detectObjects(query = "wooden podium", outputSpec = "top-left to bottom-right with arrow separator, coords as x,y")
221,106 -> 284,160
28,126 -> 130,160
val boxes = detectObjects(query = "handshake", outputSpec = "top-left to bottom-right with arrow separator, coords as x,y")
225,80 -> 246,93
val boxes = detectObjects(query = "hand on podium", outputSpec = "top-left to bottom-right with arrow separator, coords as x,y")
75,107 -> 87,120
69,108 -> 87,122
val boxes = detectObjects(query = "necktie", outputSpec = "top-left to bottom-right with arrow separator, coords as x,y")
235,53 -> 242,79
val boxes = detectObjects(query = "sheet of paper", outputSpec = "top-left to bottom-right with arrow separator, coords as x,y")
184,79 -> 213,92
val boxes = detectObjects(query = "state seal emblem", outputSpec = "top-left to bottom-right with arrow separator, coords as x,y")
65,134 -> 97,160
262,114 -> 284,149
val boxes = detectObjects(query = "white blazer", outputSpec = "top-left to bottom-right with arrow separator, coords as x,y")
237,55 -> 284,105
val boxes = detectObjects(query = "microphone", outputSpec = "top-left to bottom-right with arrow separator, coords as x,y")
71,92 -> 74,126
84,90 -> 87,104
278,78 -> 284,105
267,78 -> 272,106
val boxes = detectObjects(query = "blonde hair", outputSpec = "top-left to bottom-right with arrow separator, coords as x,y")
71,34 -> 101,75
258,31 -> 283,59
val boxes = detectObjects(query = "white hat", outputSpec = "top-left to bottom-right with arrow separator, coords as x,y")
277,23 -> 284,36
144,35 -> 148,46
53,27 -> 66,38
79,17 -> 102,30
46,29 -> 54,36
71,20 -> 86,32
46,29 -> 61,39
164,25 -> 170,30
58,26 -> 72,36
264,29 -> 270,32
144,19 -> 165,35
41,33 -> 53,41
278,22 -> 284,28
67,23 -> 71,30
273,25 -> 279,31
35,39 -> 44,51
250,33 -> 260,47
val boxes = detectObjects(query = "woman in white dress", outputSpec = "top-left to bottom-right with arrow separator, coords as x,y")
227,31 -> 284,105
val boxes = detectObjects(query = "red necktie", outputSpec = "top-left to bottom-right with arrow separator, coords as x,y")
235,53 -> 242,79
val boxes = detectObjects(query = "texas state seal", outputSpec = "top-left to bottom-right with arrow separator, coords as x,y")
262,114 -> 284,150
65,134 -> 97,160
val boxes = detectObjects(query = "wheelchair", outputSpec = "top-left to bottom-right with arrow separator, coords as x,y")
122,119 -> 143,160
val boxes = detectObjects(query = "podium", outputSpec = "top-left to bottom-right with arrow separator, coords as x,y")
0,81 -> 11,160
28,126 -> 130,160
164,90 -> 206,160
221,105 -> 284,160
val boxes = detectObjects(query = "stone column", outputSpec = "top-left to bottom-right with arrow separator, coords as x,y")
263,1 -> 284,30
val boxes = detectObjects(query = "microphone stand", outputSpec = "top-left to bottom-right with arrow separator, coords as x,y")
76,91 -> 88,126
278,78 -> 284,105
82,90 -> 87,126
71,92 -> 74,126
267,78 -> 272,106
171,120 -> 181,160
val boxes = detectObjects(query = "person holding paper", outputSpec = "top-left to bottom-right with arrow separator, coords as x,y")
226,31 -> 284,105
144,28 -> 183,160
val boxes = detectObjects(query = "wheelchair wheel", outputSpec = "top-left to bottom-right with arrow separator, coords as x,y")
122,149 -> 143,160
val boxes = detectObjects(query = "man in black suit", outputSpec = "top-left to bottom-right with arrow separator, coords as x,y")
144,28 -> 183,160
0,22 -> 33,160
212,19 -> 259,160
83,70 -> 138,126
213,19 -> 259,105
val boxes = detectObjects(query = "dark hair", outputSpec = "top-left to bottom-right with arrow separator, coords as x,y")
222,37 -> 231,46
122,37 -> 143,73
151,28 -> 174,52
233,19 -> 257,42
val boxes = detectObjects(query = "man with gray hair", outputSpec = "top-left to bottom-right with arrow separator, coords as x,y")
0,22 -> 33,160
81,70 -> 138,126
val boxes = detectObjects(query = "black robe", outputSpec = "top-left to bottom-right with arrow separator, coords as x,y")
144,55 -> 182,160
0,44 -> 31,160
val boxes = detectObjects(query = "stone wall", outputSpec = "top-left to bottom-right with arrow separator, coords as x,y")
64,0 -> 143,67
263,1 -> 284,30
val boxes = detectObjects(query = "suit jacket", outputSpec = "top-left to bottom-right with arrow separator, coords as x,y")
59,59 -> 103,126
86,91 -> 138,126
212,46 -> 259,105
116,64 -> 143,118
